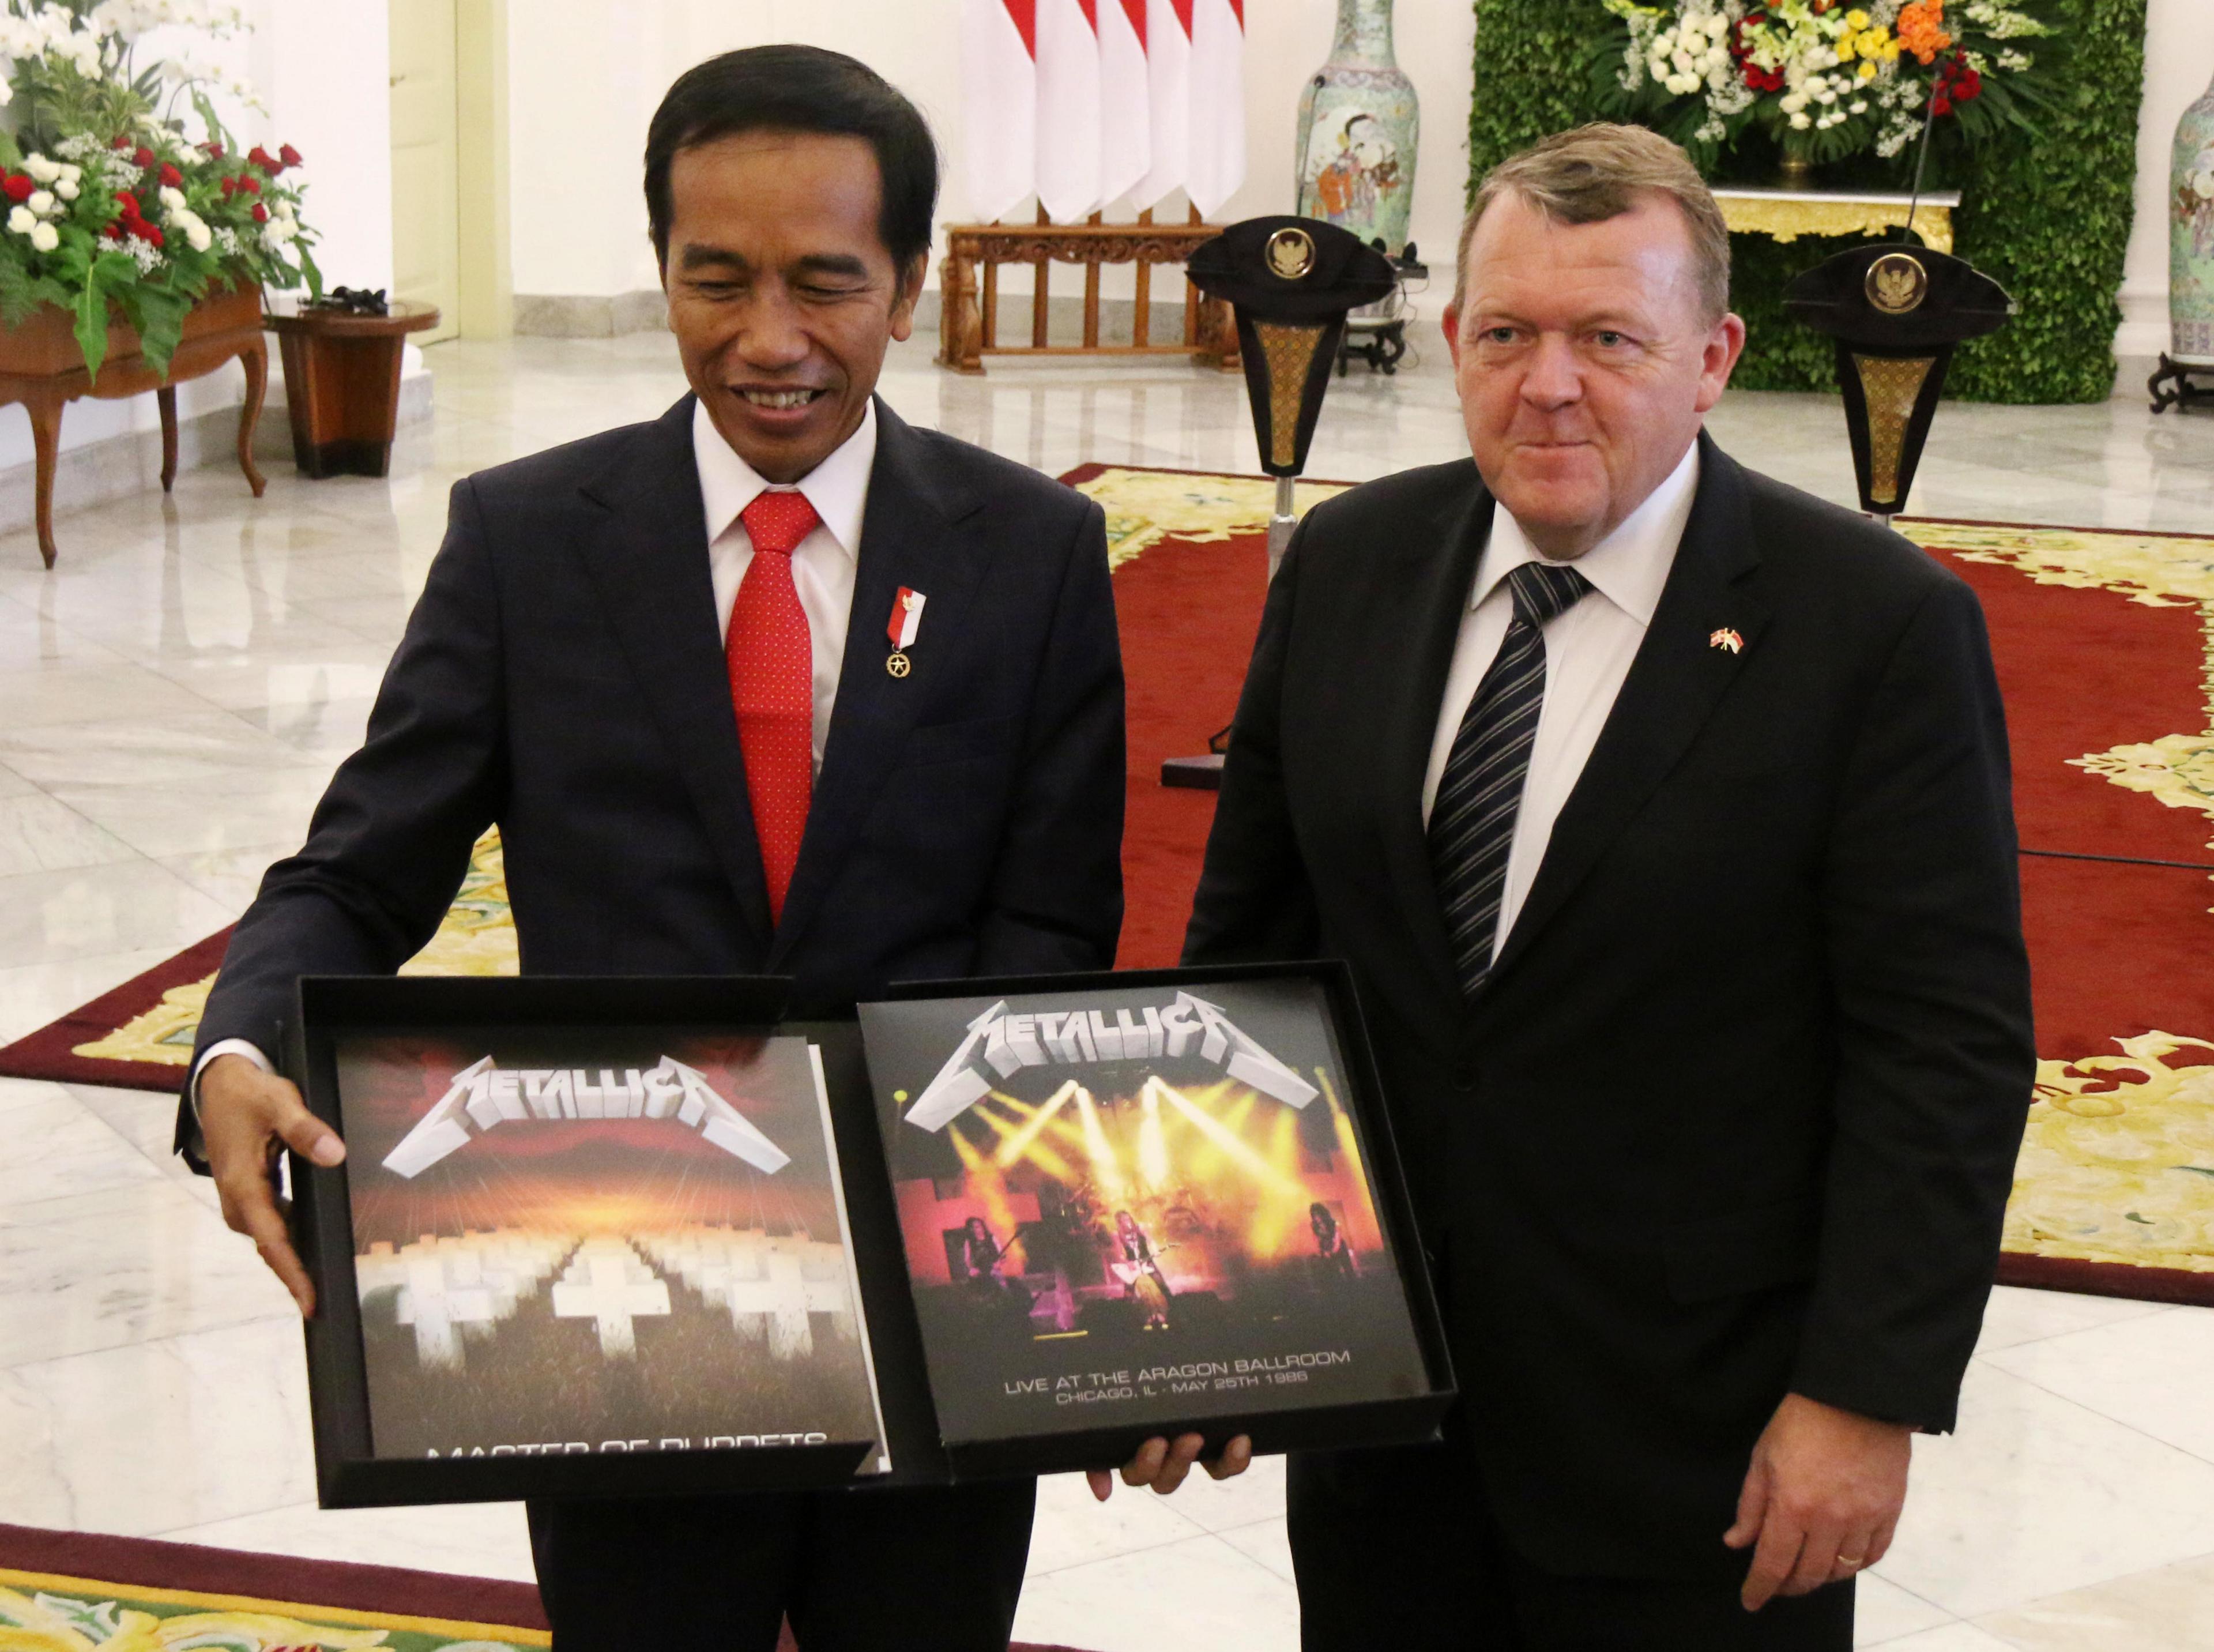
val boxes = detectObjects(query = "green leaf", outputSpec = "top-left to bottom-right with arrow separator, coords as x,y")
73,258 -> 110,385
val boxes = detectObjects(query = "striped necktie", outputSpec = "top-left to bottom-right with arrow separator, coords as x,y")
1428,559 -> 1594,999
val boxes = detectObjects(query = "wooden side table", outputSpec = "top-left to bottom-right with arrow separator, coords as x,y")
0,282 -> 268,569
265,300 -> 439,478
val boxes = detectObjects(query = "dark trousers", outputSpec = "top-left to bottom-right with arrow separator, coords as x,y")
528,1478 -> 1036,1651
1287,1446 -> 1854,1652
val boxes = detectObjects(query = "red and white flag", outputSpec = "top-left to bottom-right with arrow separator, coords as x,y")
1185,0 -> 1244,218
1132,0 -> 1189,210
889,588 -> 927,650
962,0 -> 1037,223
1034,0 -> 1102,222
1097,0 -> 1151,210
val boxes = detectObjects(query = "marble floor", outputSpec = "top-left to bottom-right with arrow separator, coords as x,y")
1,328 -> 2212,1651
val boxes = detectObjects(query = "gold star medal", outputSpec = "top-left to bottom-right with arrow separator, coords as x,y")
887,586 -> 925,677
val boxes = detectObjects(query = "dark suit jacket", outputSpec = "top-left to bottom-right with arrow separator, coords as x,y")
180,394 -> 1124,1151
1184,434 -> 2032,1579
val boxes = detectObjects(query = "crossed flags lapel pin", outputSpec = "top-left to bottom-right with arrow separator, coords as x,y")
886,587 -> 926,677
1708,626 -> 1744,655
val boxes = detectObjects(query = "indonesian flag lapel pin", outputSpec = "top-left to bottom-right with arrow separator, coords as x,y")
1708,626 -> 1745,655
886,587 -> 925,677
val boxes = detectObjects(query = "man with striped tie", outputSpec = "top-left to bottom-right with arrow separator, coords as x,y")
1185,124 -> 2032,1651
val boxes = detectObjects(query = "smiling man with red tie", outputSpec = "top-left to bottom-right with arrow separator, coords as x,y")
178,46 -> 1124,1652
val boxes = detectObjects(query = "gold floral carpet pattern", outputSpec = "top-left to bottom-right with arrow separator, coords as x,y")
0,1571 -> 544,1650
5,476 -> 2209,1302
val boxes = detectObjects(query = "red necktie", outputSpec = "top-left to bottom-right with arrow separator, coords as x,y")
727,490 -> 820,924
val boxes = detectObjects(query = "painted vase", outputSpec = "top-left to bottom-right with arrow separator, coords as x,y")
2172,63 -> 2214,363
1294,0 -> 1420,257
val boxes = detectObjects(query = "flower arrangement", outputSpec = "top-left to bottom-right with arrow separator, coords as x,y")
0,1 -> 319,383
1597,0 -> 2058,172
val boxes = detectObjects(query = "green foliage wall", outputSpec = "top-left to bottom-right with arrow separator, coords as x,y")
1467,0 -> 2148,404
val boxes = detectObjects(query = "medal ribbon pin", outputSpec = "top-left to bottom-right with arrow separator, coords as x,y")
886,588 -> 925,677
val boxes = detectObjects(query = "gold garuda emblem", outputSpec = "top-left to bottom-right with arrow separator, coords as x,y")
1265,225 -> 1317,281
1865,251 -> 1929,316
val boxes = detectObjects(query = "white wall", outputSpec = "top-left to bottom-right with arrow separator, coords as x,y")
2119,0 -> 2214,361
504,0 -> 1475,317
0,0 -> 392,473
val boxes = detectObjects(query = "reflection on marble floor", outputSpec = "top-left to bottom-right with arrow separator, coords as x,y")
1,332 -> 2211,1650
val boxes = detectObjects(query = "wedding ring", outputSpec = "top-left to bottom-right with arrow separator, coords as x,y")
1838,1555 -> 1866,1569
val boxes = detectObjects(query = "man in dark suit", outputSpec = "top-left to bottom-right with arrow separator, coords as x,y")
1185,123 -> 2034,1649
180,47 -> 1124,1652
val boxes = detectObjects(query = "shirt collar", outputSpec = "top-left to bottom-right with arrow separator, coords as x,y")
1473,441 -> 1701,627
692,396 -> 878,559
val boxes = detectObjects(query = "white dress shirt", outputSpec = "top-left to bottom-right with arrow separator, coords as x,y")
1421,442 -> 1701,962
193,402 -> 880,1108
698,396 -> 875,773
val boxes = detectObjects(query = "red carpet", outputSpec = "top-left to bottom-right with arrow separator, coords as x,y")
0,1519 -> 548,1645
0,927 -> 231,1090
3,483 -> 2208,1305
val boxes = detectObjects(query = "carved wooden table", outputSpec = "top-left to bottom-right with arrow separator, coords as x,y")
0,281 -> 267,568
938,210 -> 1239,374
1711,185 -> 1962,255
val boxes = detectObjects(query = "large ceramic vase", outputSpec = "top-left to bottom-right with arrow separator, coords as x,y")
1294,0 -> 1419,257
2173,64 -> 2214,363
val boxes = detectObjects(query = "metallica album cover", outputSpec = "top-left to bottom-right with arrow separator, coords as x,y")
859,973 -> 1436,1449
329,1027 -> 890,1471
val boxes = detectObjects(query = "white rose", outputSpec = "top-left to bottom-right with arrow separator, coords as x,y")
57,162 -> 77,182
54,178 -> 77,200
22,153 -> 59,183
1849,99 -> 1869,114
26,189 -> 54,215
28,220 -> 58,253
184,217 -> 211,252
1789,111 -> 1812,129
159,185 -> 184,211
274,198 -> 296,222
5,205 -> 33,235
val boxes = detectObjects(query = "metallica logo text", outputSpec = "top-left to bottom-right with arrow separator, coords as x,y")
381,1055 -> 790,1179
905,991 -> 1318,1131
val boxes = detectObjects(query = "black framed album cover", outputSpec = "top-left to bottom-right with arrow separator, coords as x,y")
860,964 -> 1451,1476
287,965 -> 1452,1506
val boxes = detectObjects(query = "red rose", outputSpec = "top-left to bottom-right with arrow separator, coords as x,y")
133,146 -> 155,169
248,145 -> 278,171
102,221 -> 122,239
1931,91 -> 1953,116
1957,67 -> 1981,99
111,134 -> 131,150
219,176 -> 235,196
203,140 -> 224,158
142,224 -> 163,247
1,175 -> 32,202
159,163 -> 183,187
251,202 -> 268,222
278,143 -> 302,168
239,175 -> 260,194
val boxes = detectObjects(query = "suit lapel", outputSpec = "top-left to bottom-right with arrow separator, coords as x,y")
1484,433 -> 1770,991
767,401 -> 989,968
575,395 -> 775,949
1368,471 -> 1495,1018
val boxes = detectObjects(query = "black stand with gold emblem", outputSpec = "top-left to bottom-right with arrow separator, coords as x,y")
1163,218 -> 1396,790
1782,243 -> 2011,525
